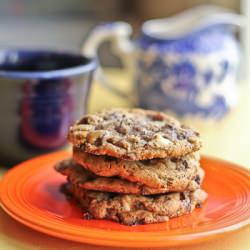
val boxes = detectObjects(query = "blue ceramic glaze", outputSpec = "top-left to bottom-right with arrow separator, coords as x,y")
82,6 -> 243,121
138,25 -> 233,53
135,23 -> 240,119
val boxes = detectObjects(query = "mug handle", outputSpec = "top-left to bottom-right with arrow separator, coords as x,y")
81,22 -> 134,99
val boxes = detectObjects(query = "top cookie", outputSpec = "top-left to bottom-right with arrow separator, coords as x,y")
68,108 -> 201,160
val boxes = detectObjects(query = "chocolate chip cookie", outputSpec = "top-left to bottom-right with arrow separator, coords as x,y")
55,159 -> 204,195
68,109 -> 201,160
62,183 -> 207,225
73,148 -> 200,190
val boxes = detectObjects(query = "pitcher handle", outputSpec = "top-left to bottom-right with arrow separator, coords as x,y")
81,22 -> 134,99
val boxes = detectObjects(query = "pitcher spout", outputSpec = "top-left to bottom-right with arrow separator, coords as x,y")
142,5 -> 245,40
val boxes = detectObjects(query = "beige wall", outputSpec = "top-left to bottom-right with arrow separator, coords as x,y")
133,0 -> 240,20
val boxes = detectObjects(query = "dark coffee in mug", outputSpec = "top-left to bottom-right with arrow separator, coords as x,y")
0,50 -> 96,165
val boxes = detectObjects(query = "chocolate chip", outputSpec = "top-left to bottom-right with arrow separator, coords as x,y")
171,157 -> 178,163
115,140 -> 129,149
180,193 -> 186,201
195,175 -> 201,184
94,137 -> 103,146
78,117 -> 89,124
133,219 -> 145,225
60,183 -> 70,194
194,131 -> 200,136
196,203 -> 202,208
117,214 -> 124,224
142,135 -> 151,141
165,124 -> 173,129
177,133 -> 185,140
115,125 -> 127,135
107,138 -> 115,143
134,126 -> 141,132
183,160 -> 188,169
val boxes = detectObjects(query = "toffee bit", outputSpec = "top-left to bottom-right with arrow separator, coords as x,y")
68,108 -> 201,160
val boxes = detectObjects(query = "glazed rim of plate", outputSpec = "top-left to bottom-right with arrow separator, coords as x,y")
0,152 -> 250,247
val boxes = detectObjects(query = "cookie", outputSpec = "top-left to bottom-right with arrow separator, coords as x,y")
55,159 -> 204,195
62,183 -> 207,225
73,148 -> 200,190
68,108 -> 201,160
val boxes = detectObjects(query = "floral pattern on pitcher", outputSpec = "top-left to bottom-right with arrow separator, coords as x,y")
136,27 -> 240,119
82,6 -> 244,120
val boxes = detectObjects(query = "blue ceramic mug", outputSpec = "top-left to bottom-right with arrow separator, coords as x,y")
83,5 -> 244,121
0,49 -> 96,165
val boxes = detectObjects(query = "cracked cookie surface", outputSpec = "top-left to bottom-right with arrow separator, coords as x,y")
73,148 -> 201,190
55,159 -> 204,195
62,183 -> 207,225
68,108 -> 201,160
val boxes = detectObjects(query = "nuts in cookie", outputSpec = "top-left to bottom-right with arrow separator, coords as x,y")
68,108 -> 201,160
56,108 -> 206,225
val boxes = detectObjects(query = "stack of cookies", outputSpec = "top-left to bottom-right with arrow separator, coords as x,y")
55,108 -> 207,225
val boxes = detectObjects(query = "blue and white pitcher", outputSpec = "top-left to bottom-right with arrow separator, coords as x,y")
83,5 -> 244,121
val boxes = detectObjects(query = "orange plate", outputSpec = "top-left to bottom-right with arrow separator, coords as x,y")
0,152 -> 250,248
